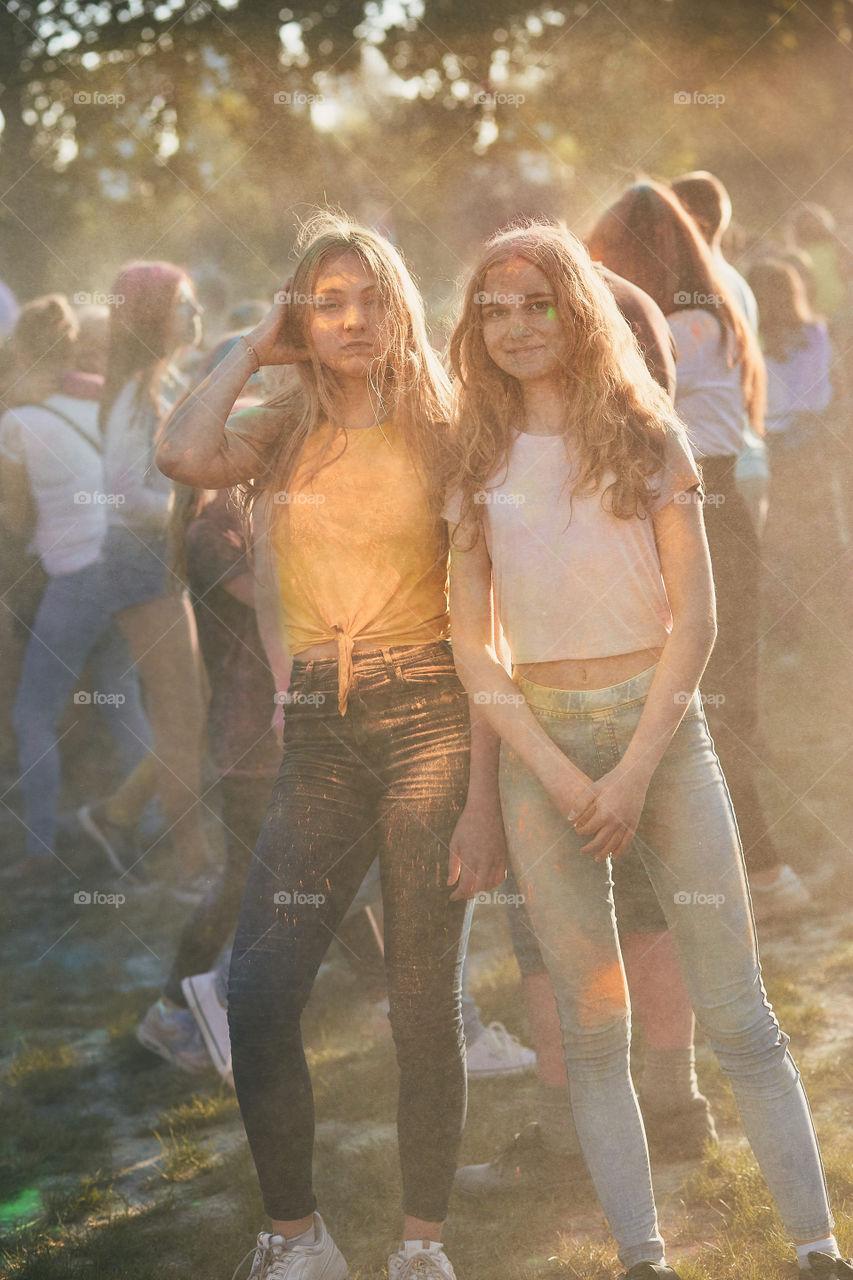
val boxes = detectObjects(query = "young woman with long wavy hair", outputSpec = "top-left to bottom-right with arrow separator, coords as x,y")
585,182 -> 789,904
446,221 -> 846,1280
156,213 -> 504,1280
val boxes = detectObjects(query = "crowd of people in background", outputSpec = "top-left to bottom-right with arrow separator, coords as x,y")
0,174 -> 850,1280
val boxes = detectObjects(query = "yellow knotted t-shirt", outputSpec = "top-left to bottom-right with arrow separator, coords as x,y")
270,419 -> 450,713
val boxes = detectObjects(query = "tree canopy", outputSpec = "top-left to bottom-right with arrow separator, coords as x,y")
1,0 -> 850,303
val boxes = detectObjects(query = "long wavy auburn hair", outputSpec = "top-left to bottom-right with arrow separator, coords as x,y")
448,220 -> 690,535
240,211 -> 453,523
587,181 -> 765,431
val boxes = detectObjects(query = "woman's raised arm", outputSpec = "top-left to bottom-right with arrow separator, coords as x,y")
155,292 -> 310,490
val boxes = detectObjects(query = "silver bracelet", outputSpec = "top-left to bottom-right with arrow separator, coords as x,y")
240,335 -> 261,373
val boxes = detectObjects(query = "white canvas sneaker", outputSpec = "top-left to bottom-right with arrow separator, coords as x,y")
388,1241 -> 457,1279
234,1214 -> 348,1280
750,864 -> 811,922
465,1021 -> 536,1077
182,968 -> 233,1084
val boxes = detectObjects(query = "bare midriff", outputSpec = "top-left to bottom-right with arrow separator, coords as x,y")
515,645 -> 664,691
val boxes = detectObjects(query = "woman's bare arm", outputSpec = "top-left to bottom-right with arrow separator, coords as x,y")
155,293 -> 309,489
155,340 -> 276,489
574,494 -> 717,859
618,494 -> 717,779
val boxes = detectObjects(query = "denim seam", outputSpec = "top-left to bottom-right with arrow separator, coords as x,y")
527,696 -> 647,719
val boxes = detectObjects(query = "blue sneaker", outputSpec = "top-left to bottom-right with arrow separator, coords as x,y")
800,1256 -> 853,1277
136,998 -> 211,1073
623,1266 -> 682,1280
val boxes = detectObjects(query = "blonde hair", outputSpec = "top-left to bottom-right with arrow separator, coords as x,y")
167,483 -> 209,591
242,210 -> 453,518
449,221 -> 688,534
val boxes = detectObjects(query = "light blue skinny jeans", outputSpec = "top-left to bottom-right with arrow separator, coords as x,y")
13,560 -> 152,859
499,664 -> 832,1269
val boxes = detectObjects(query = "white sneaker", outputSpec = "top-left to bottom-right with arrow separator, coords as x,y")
750,864 -> 811,922
234,1214 -> 348,1280
465,1021 -> 536,1077
182,969 -> 233,1084
388,1241 -> 457,1280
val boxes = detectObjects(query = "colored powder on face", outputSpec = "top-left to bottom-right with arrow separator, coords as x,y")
547,307 -> 557,321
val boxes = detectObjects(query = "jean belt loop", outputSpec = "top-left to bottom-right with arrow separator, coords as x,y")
303,660 -> 314,696
379,645 -> 402,681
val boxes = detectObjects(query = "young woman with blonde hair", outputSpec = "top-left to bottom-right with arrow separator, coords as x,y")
446,221 -> 846,1280
156,213 -> 503,1280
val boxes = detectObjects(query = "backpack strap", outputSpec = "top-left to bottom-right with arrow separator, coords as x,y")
15,403 -> 102,454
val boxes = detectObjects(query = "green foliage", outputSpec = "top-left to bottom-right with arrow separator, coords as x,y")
0,1 -> 850,301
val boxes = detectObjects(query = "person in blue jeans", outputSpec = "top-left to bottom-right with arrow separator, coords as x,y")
445,222 -> 847,1280
155,213 -> 505,1280
0,294 -> 152,869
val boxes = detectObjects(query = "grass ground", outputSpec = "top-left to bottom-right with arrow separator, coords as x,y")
0,566 -> 850,1279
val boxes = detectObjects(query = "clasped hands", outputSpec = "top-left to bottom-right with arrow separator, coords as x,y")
560,758 -> 650,862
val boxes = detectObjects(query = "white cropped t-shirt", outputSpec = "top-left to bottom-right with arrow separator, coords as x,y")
445,429 -> 701,664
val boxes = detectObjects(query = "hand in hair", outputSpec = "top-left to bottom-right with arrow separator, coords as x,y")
244,280 -> 312,367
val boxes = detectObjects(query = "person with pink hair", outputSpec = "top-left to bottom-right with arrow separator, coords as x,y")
88,260 -> 213,884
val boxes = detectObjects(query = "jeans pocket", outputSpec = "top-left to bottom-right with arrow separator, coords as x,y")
399,664 -> 456,687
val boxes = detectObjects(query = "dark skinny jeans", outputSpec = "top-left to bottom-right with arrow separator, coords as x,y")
228,641 -> 473,1223
700,455 -> 780,874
